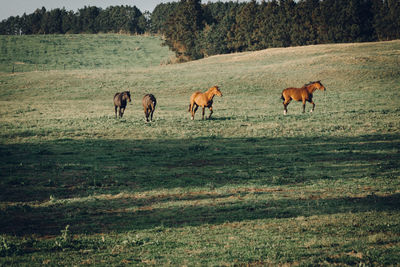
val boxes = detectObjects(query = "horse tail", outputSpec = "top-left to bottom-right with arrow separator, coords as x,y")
281,93 -> 285,101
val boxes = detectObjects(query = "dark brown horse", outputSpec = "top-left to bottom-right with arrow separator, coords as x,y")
281,81 -> 326,115
142,94 -> 157,122
114,91 -> 131,118
188,86 -> 223,120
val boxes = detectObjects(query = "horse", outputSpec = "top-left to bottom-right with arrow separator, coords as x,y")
113,91 -> 131,118
281,81 -> 326,115
142,94 -> 157,122
188,85 -> 223,120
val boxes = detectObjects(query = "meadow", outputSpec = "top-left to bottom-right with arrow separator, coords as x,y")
0,34 -> 173,72
0,34 -> 399,265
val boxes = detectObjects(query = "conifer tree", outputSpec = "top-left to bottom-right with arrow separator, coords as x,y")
234,0 -> 258,51
150,3 -> 179,34
1,0 -> 400,61
164,0 -> 205,61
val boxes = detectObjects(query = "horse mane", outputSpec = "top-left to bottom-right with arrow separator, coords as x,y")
207,85 -> 220,94
114,91 -> 130,104
121,91 -> 130,100
303,81 -> 320,87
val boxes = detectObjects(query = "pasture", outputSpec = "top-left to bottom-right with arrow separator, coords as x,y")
0,35 -> 399,265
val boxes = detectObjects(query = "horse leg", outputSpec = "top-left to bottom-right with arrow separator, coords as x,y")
302,100 -> 306,113
115,106 -> 118,118
283,100 -> 290,115
192,104 -> 198,120
310,100 -> 315,113
208,106 -> 213,119
190,100 -> 196,120
144,109 -> 149,122
150,109 -> 154,122
309,94 -> 315,113
202,107 -> 205,120
120,107 -> 125,118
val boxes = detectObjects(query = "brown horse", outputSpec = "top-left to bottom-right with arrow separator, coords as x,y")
114,91 -> 131,118
142,94 -> 157,122
281,81 -> 326,115
188,85 -> 223,120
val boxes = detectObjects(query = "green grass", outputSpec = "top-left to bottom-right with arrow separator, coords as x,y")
0,35 -> 399,265
0,34 -> 173,72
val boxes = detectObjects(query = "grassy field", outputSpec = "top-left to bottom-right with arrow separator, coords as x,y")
0,34 -> 173,72
0,35 -> 399,265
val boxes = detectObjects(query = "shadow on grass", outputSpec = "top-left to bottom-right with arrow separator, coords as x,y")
1,191 -> 399,236
206,116 -> 233,121
0,134 -> 399,236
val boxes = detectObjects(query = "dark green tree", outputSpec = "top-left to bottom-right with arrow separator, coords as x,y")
291,0 -> 320,46
233,0 -> 258,52
203,2 -> 241,55
62,10 -> 77,33
46,8 -> 64,34
378,0 -> 400,40
31,7 -> 46,34
77,6 -> 100,33
150,3 -> 178,34
164,0 -> 205,61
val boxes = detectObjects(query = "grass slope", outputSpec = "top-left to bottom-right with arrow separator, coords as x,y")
0,34 -> 173,72
0,35 -> 399,265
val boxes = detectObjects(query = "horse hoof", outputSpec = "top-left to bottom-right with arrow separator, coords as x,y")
284,111 -> 287,115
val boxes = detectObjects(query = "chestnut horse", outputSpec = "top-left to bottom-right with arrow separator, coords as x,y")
188,86 -> 223,120
142,94 -> 157,122
114,91 -> 131,118
281,81 -> 326,115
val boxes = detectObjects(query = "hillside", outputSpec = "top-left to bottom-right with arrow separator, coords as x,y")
0,36 -> 399,265
1,37 -> 399,139
0,34 -> 173,72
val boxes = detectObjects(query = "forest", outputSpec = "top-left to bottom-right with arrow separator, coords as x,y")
1,0 -> 399,61
0,5 -> 148,35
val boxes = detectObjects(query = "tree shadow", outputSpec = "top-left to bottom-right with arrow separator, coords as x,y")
0,133 -> 399,236
1,191 -> 399,236
206,116 -> 233,121
0,134 -> 399,202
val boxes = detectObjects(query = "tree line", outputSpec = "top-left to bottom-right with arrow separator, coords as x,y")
158,0 -> 400,61
1,0 -> 399,61
0,5 -> 147,35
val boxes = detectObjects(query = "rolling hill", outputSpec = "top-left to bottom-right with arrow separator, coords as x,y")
0,35 -> 399,265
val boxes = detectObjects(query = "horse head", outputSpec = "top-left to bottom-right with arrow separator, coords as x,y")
210,86 -> 223,97
125,91 -> 132,102
313,81 -> 326,91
